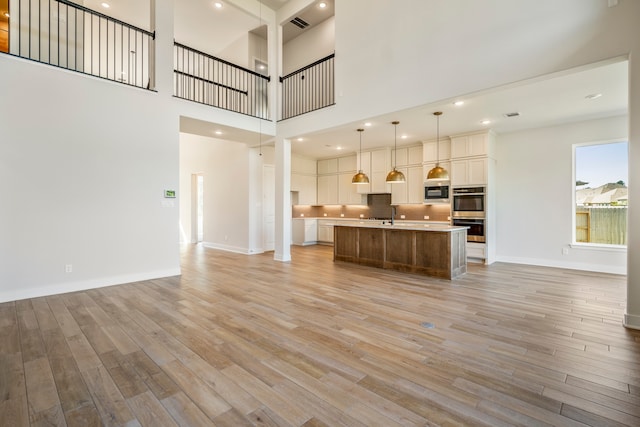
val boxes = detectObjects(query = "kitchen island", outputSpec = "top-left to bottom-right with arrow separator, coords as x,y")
334,223 -> 467,279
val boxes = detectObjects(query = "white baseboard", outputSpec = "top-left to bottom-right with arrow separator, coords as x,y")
202,242 -> 264,255
624,313 -> 640,330
0,268 -> 181,303
274,252 -> 292,262
495,255 -> 626,275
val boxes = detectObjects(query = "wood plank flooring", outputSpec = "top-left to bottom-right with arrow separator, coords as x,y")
1,244 -> 639,426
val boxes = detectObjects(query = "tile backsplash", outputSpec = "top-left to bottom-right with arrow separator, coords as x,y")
292,203 -> 450,221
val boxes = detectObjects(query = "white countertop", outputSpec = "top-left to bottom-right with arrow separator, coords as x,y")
333,221 -> 466,232
293,217 -> 451,226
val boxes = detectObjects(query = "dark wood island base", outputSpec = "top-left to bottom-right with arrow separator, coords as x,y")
334,224 -> 467,279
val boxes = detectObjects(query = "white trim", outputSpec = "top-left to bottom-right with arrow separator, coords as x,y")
569,243 -> 627,252
274,252 -> 292,262
623,313 -> 640,330
495,255 -> 626,275
203,242 -> 263,255
0,268 -> 181,303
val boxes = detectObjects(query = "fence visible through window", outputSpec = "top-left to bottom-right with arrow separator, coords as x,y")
173,42 -> 270,119
576,206 -> 627,245
280,53 -> 334,120
4,0 -> 154,89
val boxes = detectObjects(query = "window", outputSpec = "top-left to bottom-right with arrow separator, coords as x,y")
574,141 -> 628,246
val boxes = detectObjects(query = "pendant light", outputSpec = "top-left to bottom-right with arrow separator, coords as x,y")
426,111 -> 449,181
386,121 -> 406,183
352,128 -> 370,184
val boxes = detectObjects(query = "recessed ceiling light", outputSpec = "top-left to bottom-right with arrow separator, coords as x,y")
585,93 -> 602,100
453,100 -> 465,106
480,119 -> 491,125
101,2 -> 110,8
319,2 -> 327,9
364,122 -> 372,127
214,2 -> 223,9
401,135 -> 408,139
215,130 -> 223,135
336,146 -> 343,150
297,138 -> 304,142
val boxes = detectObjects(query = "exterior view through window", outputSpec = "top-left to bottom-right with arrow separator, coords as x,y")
574,141 -> 628,246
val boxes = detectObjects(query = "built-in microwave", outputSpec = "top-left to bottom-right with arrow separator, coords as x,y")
424,183 -> 450,204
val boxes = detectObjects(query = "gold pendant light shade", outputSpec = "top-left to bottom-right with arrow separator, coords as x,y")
386,167 -> 406,183
352,171 -> 370,184
427,111 -> 449,181
386,121 -> 406,183
427,165 -> 449,180
352,128 -> 370,184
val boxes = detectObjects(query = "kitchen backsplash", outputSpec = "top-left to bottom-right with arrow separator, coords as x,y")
292,203 -> 451,221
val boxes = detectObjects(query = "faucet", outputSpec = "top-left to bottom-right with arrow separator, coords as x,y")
390,206 -> 396,226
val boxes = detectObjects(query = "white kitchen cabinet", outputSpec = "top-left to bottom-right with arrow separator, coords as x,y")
317,158 -> 338,175
338,155 -> 357,173
407,145 -> 423,165
292,154 -> 317,175
407,166 -> 425,204
356,152 -> 372,194
390,166 -> 423,205
370,149 -> 390,193
392,147 -> 408,168
467,242 -> 486,261
291,173 -> 317,205
338,173 -> 365,205
317,220 -> 335,244
451,133 -> 488,159
423,138 -> 451,163
317,175 -> 338,205
451,158 -> 487,187
292,219 -> 317,245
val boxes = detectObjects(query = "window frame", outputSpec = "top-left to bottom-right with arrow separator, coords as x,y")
572,138 -> 628,248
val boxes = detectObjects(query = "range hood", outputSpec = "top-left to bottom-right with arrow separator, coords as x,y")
367,193 -> 392,219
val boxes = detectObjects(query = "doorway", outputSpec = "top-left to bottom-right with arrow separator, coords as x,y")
191,174 -> 204,243
263,165 -> 275,251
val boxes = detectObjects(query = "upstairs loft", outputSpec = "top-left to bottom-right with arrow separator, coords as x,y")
0,0 -> 335,122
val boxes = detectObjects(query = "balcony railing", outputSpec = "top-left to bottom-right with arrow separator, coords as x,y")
5,0 -> 154,89
174,42 -> 270,119
280,53 -> 334,120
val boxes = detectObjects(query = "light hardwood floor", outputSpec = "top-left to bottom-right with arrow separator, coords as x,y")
1,244 -> 639,426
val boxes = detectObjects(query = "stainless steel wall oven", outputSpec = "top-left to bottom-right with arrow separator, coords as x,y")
452,217 -> 485,242
452,186 -> 485,218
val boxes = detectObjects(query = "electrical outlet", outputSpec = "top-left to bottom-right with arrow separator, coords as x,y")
65,264 -> 73,273
562,248 -> 569,255
224,235 -> 228,241
424,215 -> 429,220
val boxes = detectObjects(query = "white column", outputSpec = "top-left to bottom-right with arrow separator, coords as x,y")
625,51 -> 640,329
274,136 -> 292,262
151,0 -> 174,95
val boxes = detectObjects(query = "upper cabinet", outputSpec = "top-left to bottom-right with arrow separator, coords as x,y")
317,154 -> 364,205
449,130 -> 496,186
356,148 -> 390,195
450,132 -> 491,159
291,154 -> 317,205
423,137 -> 451,163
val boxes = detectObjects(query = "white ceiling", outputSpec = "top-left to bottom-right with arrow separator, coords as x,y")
82,2 -> 628,161
290,59 -> 628,159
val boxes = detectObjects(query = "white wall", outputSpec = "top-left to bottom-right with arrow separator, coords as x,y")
0,56 -> 180,302
495,115 -> 628,274
283,16 -> 334,75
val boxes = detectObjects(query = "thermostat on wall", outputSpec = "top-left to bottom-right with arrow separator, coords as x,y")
164,190 -> 176,198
